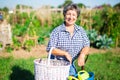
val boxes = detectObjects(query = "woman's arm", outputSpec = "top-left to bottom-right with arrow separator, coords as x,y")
77,46 -> 89,66
52,48 -> 72,63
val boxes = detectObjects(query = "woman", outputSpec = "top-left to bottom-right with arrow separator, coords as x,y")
46,3 -> 90,76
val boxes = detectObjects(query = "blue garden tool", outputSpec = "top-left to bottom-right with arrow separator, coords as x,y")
68,55 -> 94,80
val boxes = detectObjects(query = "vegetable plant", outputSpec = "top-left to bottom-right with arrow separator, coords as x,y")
95,34 -> 113,49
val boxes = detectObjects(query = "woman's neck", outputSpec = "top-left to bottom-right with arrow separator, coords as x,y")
65,24 -> 75,37
64,22 -> 74,28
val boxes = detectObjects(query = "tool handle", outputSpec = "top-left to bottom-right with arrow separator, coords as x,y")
81,54 -> 89,70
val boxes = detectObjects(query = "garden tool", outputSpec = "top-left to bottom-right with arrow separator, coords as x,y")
68,54 -> 94,80
68,75 -> 79,80
77,70 -> 89,80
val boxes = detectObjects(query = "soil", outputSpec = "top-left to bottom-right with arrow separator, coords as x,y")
0,45 -> 47,59
0,45 -> 120,59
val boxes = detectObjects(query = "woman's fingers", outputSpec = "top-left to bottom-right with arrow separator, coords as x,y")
65,52 -> 72,63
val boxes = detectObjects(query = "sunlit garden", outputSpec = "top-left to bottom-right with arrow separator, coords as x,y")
0,0 -> 120,80
0,51 -> 120,80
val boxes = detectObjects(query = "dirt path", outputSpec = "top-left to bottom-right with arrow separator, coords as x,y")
0,45 -> 47,59
0,45 -> 120,59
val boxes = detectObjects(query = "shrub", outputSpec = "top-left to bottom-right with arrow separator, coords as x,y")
86,29 -> 98,45
86,29 -> 113,49
5,45 -> 14,53
23,40 -> 35,51
95,34 -> 113,49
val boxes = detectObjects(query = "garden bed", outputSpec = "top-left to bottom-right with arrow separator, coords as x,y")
0,45 -> 120,59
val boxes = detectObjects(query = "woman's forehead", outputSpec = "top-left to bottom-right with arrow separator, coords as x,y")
66,9 -> 77,13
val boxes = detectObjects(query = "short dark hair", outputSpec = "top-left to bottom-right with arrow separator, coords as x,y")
63,3 -> 80,18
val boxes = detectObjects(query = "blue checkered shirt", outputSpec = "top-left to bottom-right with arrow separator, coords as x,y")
46,23 -> 90,60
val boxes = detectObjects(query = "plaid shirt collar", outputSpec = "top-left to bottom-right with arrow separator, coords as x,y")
60,23 -> 81,32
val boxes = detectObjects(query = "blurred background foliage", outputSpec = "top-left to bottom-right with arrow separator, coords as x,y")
0,0 -> 120,52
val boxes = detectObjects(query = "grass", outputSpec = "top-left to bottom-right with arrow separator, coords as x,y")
0,51 -> 120,80
0,57 -> 35,80
75,52 -> 120,80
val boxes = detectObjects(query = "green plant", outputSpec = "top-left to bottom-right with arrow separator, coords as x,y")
12,37 -> 21,50
110,12 -> 120,47
38,37 -> 45,44
12,24 -> 28,36
92,11 -> 103,31
86,29 -> 98,44
0,42 -> 3,48
5,45 -> 13,53
86,29 -> 113,49
95,34 -> 113,49
23,40 -> 35,51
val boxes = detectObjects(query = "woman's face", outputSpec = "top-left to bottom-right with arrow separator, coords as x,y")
65,9 -> 77,26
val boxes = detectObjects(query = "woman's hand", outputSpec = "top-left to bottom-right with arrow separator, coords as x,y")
52,48 -> 72,63
78,47 -> 89,66
78,53 -> 85,66
65,52 -> 72,63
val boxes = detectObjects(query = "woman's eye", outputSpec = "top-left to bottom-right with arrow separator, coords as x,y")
72,14 -> 76,16
66,13 -> 70,15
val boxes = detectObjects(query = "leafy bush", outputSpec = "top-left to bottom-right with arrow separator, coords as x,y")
86,29 -> 113,49
86,29 -> 98,44
92,11 -> 103,31
12,24 -> 28,36
23,40 -> 35,51
12,36 -> 21,50
5,45 -> 13,53
95,34 -> 113,49
38,37 -> 45,44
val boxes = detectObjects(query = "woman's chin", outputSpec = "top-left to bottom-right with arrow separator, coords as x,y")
66,22 -> 75,26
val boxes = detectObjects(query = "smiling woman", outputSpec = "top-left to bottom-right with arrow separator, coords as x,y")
46,3 -> 90,76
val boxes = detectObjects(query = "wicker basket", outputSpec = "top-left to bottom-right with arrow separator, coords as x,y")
34,47 -> 71,80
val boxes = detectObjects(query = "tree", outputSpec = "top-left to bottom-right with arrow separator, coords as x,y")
63,0 -> 73,6
3,7 -> 9,13
114,2 -> 120,12
77,3 -> 86,8
16,4 -> 20,9
114,2 -> 120,9
58,0 -> 73,8
99,5 -> 120,47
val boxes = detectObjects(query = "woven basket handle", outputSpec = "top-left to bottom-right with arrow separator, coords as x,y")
47,47 -> 54,65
